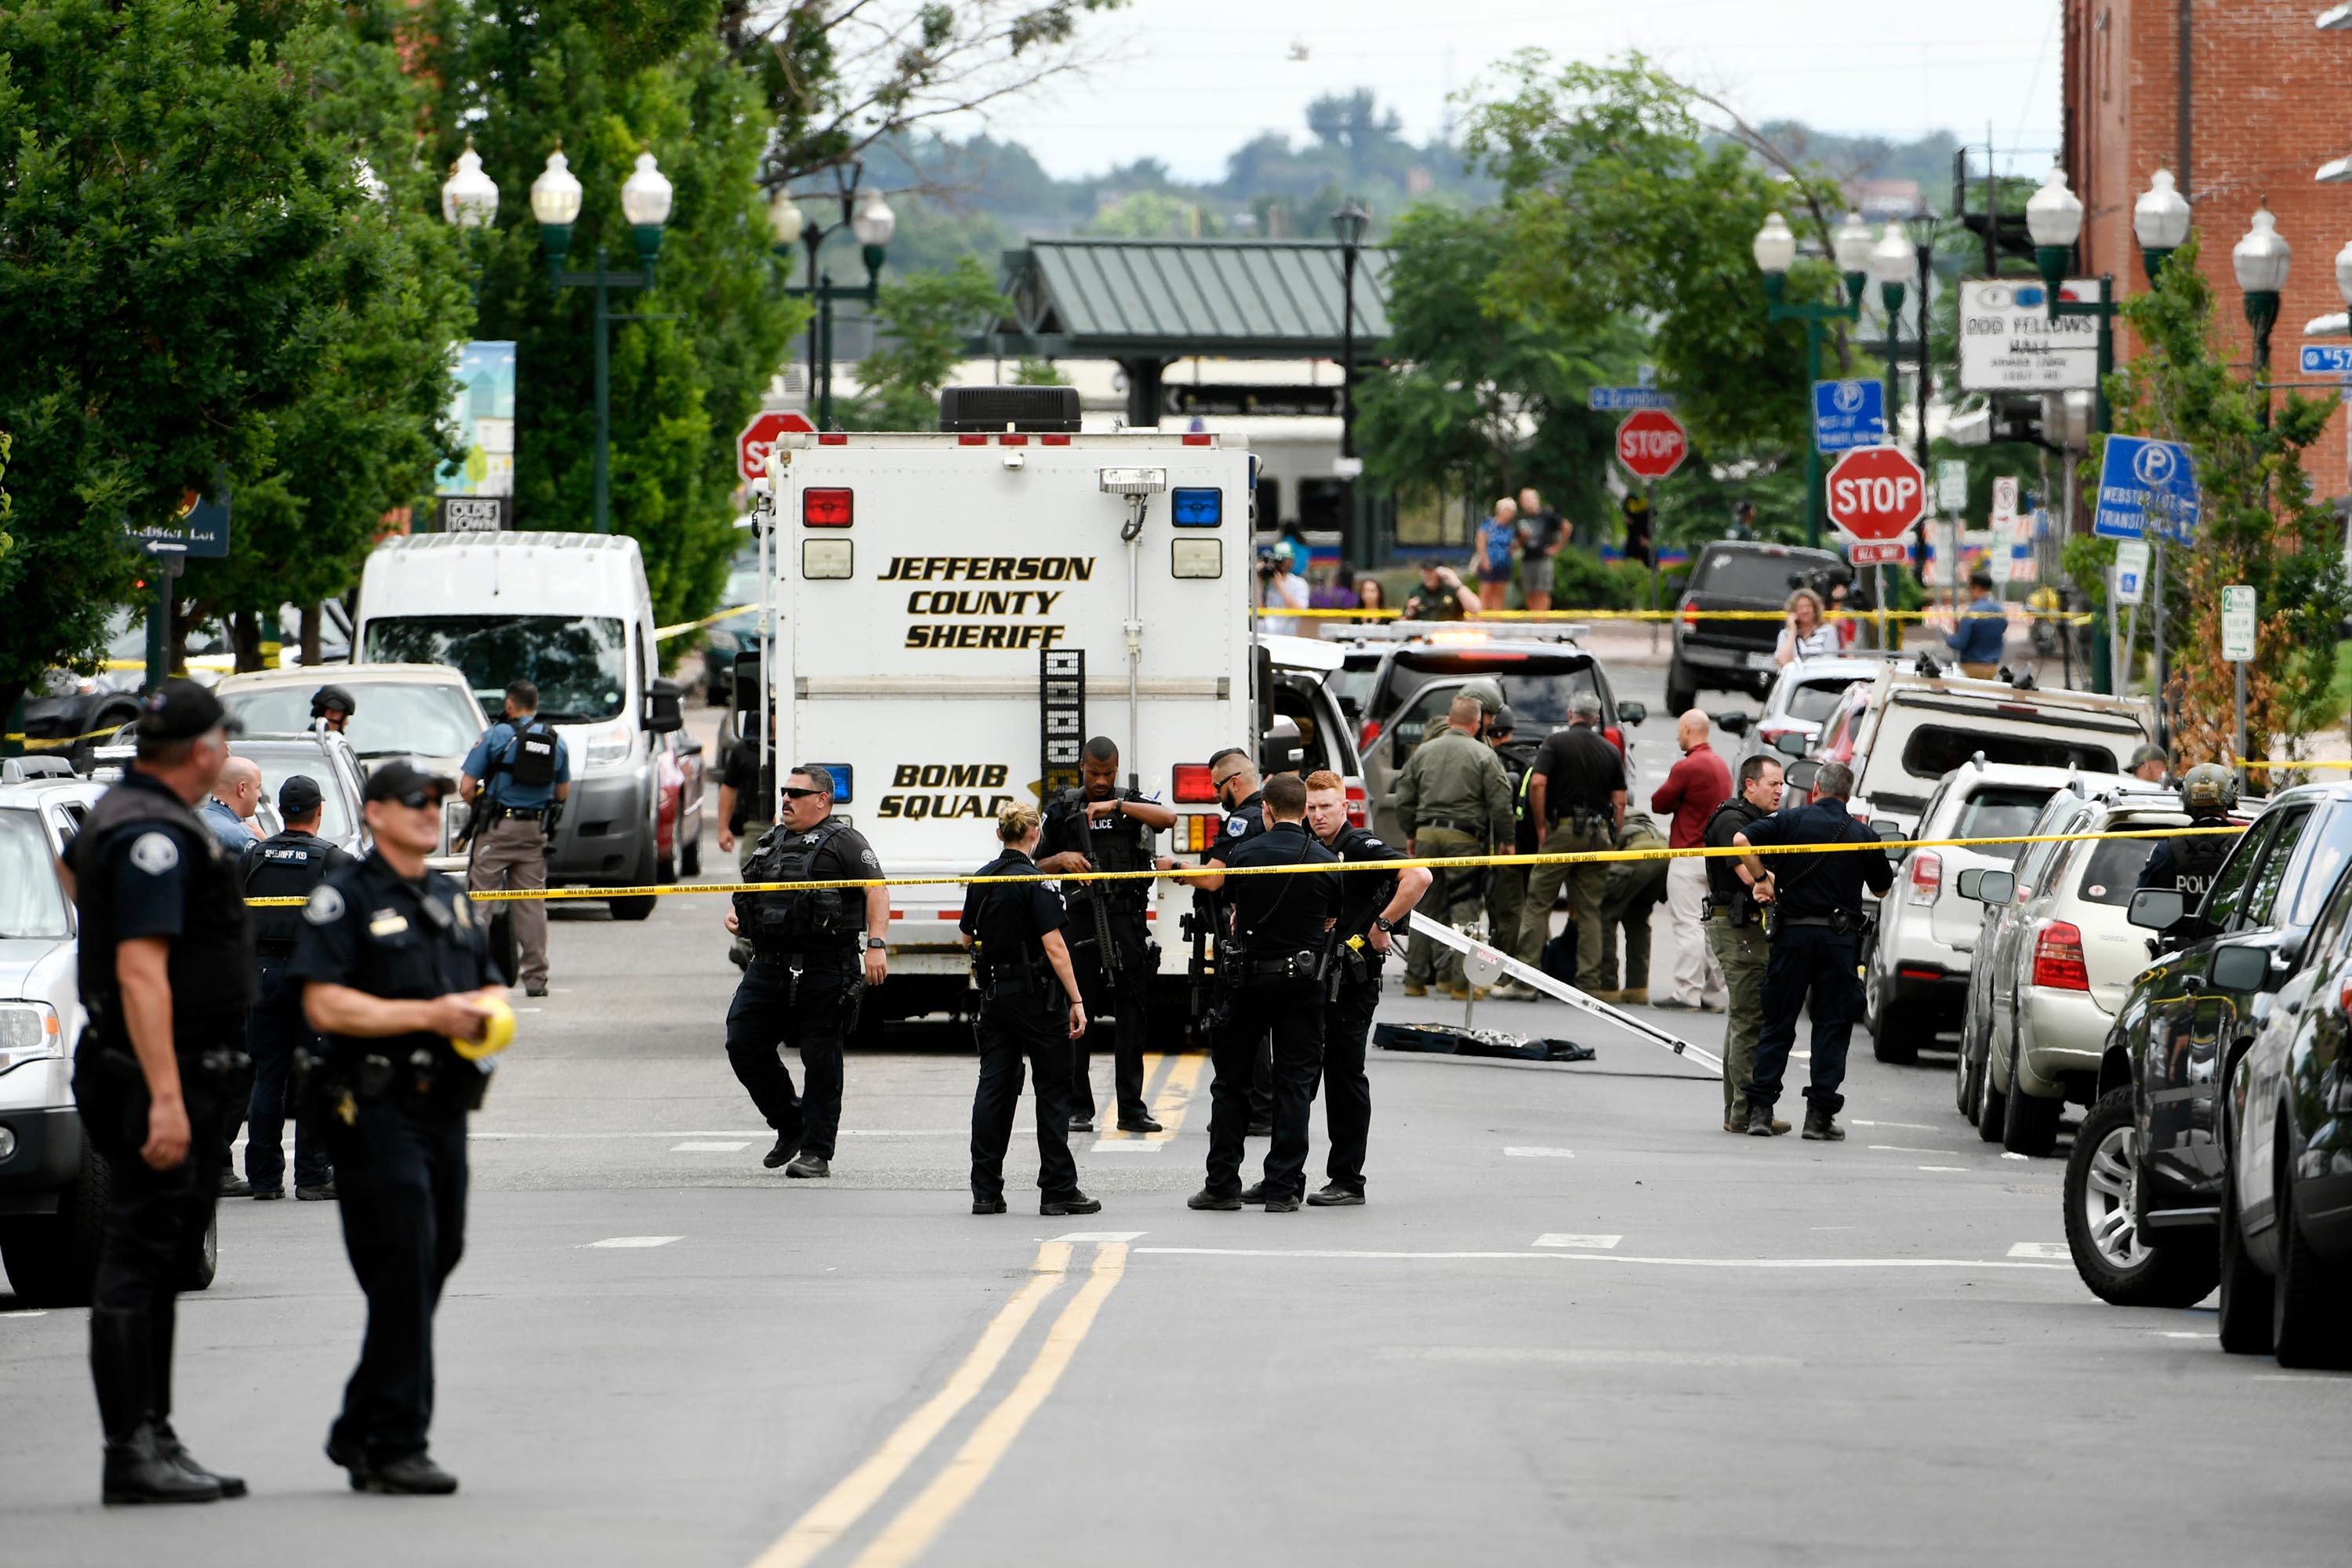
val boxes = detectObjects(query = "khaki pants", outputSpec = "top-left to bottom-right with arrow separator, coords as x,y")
470,816 -> 550,989
1664,858 -> 1726,1006
1960,662 -> 1998,680
1402,829 -> 1486,991
1708,913 -> 1769,1123
1517,820 -> 1610,989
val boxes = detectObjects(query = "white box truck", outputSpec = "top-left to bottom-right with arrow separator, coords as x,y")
354,531 -> 684,919
750,386 -> 1254,1025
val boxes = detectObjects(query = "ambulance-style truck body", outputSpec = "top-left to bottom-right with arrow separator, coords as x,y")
755,405 -> 1254,1025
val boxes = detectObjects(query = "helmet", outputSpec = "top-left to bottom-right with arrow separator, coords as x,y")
2179,761 -> 2238,815
310,684 -> 357,719
1459,677 -> 1505,716
1490,704 -> 1517,735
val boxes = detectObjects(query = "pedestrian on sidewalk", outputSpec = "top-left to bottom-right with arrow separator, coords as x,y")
1474,498 -> 1519,612
1516,488 -> 1563,613
1945,569 -> 2007,678
1651,710 -> 1730,1011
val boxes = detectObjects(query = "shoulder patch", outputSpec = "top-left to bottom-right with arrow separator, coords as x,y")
128,831 -> 180,876
303,884 -> 347,926
1363,837 -> 1386,849
1227,818 -> 1249,838
860,848 -> 880,869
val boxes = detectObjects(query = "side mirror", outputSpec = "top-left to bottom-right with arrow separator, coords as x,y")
1616,700 -> 1648,728
1978,869 -> 2016,905
1956,867 -> 1986,901
681,735 -> 705,759
644,677 -> 684,735
1392,720 -> 1426,748
1773,730 -> 1810,758
1784,759 -> 1820,795
2209,944 -> 2271,993
2126,887 -> 2185,931
1715,711 -> 1752,737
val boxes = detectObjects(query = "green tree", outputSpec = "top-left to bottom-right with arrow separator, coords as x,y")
0,0 -> 398,716
846,256 -> 1009,429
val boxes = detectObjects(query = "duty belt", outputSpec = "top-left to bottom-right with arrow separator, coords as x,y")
485,804 -> 547,820
1779,913 -> 1862,929
1416,816 -> 1484,837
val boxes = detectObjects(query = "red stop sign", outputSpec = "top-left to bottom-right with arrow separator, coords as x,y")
1615,408 -> 1688,481
738,410 -> 815,483
1825,446 -> 1927,540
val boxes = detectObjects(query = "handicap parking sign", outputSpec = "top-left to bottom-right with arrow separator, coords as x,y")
2092,435 -> 2198,543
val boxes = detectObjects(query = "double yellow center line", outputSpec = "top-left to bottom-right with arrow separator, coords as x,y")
751,1240 -> 1131,1568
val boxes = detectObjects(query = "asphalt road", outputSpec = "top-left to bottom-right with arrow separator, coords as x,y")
6,676 -> 2349,1566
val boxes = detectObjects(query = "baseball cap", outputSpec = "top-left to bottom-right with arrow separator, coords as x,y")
364,758 -> 454,807
278,774 -> 325,820
135,678 -> 241,742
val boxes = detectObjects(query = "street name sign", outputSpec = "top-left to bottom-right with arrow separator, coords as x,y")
1958,278 -> 2101,391
1614,408 -> 1688,480
2300,344 -> 2352,376
2092,436 -> 2199,542
1813,379 -> 1886,453
125,490 -> 230,559
1824,446 -> 1927,541
1847,535 -> 1912,566
1588,386 -> 1679,412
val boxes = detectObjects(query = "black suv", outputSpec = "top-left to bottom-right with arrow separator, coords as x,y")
1665,539 -> 1845,714
2063,783 -> 2352,1308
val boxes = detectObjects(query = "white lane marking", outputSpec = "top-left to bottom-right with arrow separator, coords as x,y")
1052,1231 -> 1145,1243
583,1236 -> 682,1249
1,1309 -> 49,1319
673,1140 -> 753,1152
1850,1121 -> 1936,1131
1918,1166 -> 1966,1172
1504,1146 -> 1575,1158
1133,1247 -> 2069,1270
1869,1145 -> 1965,1155
2001,1152 -> 2030,1160
2008,1242 -> 2069,1259
1397,1347 -> 1799,1369
1534,1234 -> 1622,1249
1089,1140 -> 1165,1153
2150,1330 -> 2207,1339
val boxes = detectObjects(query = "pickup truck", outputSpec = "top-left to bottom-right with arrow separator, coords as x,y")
1666,540 -> 1845,714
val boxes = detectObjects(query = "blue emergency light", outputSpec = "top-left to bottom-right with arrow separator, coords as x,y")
1171,488 -> 1222,526
814,764 -> 852,803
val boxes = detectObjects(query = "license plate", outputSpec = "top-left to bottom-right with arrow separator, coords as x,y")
1745,651 -> 1777,670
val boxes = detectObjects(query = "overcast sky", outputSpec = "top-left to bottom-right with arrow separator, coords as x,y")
949,0 -> 2066,183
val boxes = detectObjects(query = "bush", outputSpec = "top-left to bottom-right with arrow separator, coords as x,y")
1548,547 -> 1661,610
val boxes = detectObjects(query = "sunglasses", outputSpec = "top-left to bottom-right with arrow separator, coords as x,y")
782,786 -> 826,800
387,788 -> 446,810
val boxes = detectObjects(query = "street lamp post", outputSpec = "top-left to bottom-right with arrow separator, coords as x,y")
768,169 -> 895,430
2234,205 -> 2292,430
1330,198 -> 1370,568
1752,210 -> 1874,546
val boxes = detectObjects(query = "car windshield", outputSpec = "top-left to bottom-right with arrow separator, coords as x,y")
712,569 -> 763,637
222,682 -> 484,760
1786,677 -> 1859,724
1692,550 -> 1818,601
2285,803 -> 2352,928
0,809 -> 71,939
1499,671 -> 1603,726
2072,833 -> 2164,906
1949,786 -> 2059,863
364,615 -> 629,723
1377,652 -> 1596,724
234,747 -> 358,844
1896,723 -> 2120,780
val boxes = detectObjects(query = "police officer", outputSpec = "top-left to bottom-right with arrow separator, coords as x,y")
1035,735 -> 1174,1133
2140,763 -> 2238,898
1303,770 -> 1430,1205
715,706 -> 776,970
1189,772 -> 1341,1212
962,802 -> 1101,1217
723,764 -> 890,1178
310,684 -> 357,735
1485,703 -> 1543,1003
289,760 -> 499,1496
1199,748 -> 1275,1136
1515,691 -> 1625,993
1703,755 -> 1787,1135
1733,760 -> 1893,1141
458,680 -> 571,998
1592,808 -> 1668,1004
241,775 -> 355,1200
1394,693 -> 1515,1000
68,679 -> 253,1504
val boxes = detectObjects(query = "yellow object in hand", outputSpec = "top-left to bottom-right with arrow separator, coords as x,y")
451,988 -> 516,1061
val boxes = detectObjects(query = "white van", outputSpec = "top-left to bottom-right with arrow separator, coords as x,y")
354,532 -> 684,919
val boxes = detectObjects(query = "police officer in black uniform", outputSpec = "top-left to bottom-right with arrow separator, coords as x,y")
2138,763 -> 2239,900
241,775 -> 355,1200
1198,747 -> 1277,1135
1303,771 -> 1430,1206
1189,772 -> 1341,1212
723,764 -> 891,1179
290,760 -> 500,1496
1034,735 -> 1174,1134
962,802 -> 1102,1216
1732,760 -> 1893,1142
68,679 -> 253,1504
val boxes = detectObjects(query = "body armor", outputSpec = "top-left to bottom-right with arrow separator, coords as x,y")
74,778 -> 256,1029
736,820 -> 857,950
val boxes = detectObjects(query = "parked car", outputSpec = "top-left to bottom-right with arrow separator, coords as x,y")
655,727 -> 706,883
2057,782 -> 2352,1310
1741,654 -> 1888,768
1664,539 -> 1845,713
233,733 -> 373,858
1865,761 -> 2118,1063
698,557 -> 764,706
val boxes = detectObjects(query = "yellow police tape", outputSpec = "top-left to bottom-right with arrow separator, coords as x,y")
653,604 -> 760,642
2,721 -> 129,750
1257,607 -> 2098,624
241,823 -> 2244,906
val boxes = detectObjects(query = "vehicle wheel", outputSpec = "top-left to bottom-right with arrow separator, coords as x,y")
1956,1032 -> 1980,1116
179,1208 -> 217,1294
2216,1149 -> 2274,1356
681,830 -> 702,880
608,894 -> 657,921
2271,1124 -> 2351,1369
2002,1069 -> 2063,1156
1663,659 -> 1696,718
2063,1088 -> 2216,1308
1976,1047 -> 2008,1142
657,851 -> 677,885
0,1142 -> 110,1307
1871,997 -> 1920,1065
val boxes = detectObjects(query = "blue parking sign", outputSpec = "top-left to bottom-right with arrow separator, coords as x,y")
2092,436 -> 2198,542
1813,379 -> 1886,453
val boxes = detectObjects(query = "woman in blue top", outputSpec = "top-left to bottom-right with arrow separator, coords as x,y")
1475,497 -> 1519,611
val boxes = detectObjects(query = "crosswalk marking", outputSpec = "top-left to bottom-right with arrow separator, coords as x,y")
583,1236 -> 681,1249
671,1140 -> 752,1152
1534,1233 -> 1621,1249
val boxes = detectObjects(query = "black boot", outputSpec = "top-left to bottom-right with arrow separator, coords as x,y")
149,1309 -> 245,1498
1746,1102 -> 1776,1137
1801,1105 -> 1846,1142
92,1310 -> 220,1505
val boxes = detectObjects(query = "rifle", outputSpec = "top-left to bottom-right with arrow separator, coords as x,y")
1061,788 -> 1122,983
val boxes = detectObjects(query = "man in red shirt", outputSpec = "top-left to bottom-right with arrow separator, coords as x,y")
1650,710 -> 1731,1011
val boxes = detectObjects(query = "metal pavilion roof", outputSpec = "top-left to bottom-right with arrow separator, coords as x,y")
973,238 -> 1391,360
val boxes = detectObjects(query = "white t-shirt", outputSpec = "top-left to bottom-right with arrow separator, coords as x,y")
1777,623 -> 1838,662
1260,571 -> 1310,636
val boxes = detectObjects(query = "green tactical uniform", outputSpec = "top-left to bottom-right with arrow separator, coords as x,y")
1596,811 -> 1669,996
1393,725 -> 1515,993
1702,794 -> 1772,1127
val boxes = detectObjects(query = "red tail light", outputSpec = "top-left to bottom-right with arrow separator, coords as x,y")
818,432 -> 848,445
957,433 -> 987,445
2031,920 -> 2089,990
1172,763 -> 1218,803
1680,602 -> 1700,628
803,487 -> 854,526
1358,718 -> 1383,751
1603,725 -> 1624,758
1182,433 -> 1212,445
1345,782 -> 1368,828
1041,434 -> 1072,445
999,434 -> 1029,445
1906,849 -> 1942,906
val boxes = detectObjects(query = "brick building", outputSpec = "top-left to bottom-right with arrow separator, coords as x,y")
2062,0 -> 2352,495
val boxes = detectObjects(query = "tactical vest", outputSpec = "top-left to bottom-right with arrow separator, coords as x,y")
2165,824 -> 2235,900
736,819 -> 857,950
74,777 -> 256,1029
966,851 -> 1051,996
244,832 -> 342,955
1059,790 -> 1151,913
485,719 -> 557,796
1701,798 -> 1766,906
